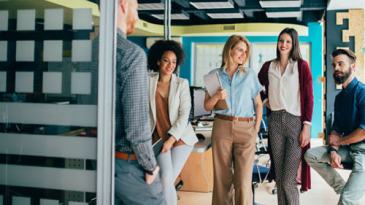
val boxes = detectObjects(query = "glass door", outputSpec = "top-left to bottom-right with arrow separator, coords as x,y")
0,1 -> 115,204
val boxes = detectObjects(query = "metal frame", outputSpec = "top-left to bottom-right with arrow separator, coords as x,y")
97,0 -> 117,204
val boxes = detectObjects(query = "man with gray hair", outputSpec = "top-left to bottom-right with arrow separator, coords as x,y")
114,0 -> 165,204
305,49 -> 365,205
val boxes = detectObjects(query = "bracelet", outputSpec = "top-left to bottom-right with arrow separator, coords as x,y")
327,147 -> 338,154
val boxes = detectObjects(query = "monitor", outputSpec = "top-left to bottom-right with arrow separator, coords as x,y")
190,86 -> 211,120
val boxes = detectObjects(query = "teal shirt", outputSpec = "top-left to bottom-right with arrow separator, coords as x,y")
209,67 -> 263,118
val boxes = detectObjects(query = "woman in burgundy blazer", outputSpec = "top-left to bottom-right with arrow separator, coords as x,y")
258,28 -> 313,205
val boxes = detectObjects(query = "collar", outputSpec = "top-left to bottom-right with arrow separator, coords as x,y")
343,77 -> 358,94
220,67 -> 239,75
117,28 -> 126,39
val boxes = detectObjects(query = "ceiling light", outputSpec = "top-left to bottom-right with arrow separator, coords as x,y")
138,3 -> 164,11
207,13 -> 243,19
151,11 -> 190,20
266,11 -> 301,18
190,0 -> 234,9
259,1 -> 301,8
207,10 -> 244,19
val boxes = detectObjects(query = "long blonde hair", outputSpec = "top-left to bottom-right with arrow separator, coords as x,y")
221,35 -> 250,74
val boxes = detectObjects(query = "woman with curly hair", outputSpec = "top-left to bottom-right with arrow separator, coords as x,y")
147,40 -> 198,205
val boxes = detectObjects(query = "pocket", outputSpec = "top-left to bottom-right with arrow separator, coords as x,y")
115,159 -> 130,174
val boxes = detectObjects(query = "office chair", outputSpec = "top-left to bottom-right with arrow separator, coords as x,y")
252,118 -> 277,205
252,150 -> 273,205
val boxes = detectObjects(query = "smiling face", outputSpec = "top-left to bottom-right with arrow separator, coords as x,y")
277,33 -> 293,57
157,51 -> 177,76
230,41 -> 247,65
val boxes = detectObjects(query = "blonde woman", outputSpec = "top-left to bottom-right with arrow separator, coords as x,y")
204,35 -> 263,205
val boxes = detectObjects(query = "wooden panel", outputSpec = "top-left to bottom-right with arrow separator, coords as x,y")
323,99 -> 326,112
336,47 -> 349,50
342,30 -> 351,42
318,133 -> 325,139
349,10 -> 364,83
323,36 -> 326,55
179,148 -> 214,192
336,12 -> 349,25
336,10 -> 364,82
324,79 -> 326,95
318,77 -> 325,83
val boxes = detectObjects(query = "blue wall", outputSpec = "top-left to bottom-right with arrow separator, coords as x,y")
129,22 -> 323,138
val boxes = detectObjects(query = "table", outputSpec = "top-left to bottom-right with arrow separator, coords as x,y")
178,129 -> 214,192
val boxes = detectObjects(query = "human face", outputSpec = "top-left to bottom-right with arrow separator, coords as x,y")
278,33 -> 293,57
125,0 -> 139,35
332,54 -> 354,85
230,41 -> 247,65
157,51 -> 177,76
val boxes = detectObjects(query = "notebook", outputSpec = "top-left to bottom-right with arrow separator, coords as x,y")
152,138 -> 163,156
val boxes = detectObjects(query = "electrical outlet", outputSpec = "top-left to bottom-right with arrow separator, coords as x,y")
65,159 -> 84,169
64,191 -> 84,205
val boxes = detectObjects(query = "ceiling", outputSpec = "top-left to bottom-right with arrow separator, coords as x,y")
327,0 -> 365,10
138,0 -> 328,26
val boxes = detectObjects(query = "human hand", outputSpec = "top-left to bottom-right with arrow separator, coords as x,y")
328,135 -> 341,146
160,136 -> 176,154
213,87 -> 227,101
329,151 -> 343,169
299,124 -> 311,148
145,167 -> 159,185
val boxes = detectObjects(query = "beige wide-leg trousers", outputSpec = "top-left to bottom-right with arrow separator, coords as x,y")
211,117 -> 256,205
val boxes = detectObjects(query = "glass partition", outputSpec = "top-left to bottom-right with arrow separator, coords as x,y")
0,1 -> 113,204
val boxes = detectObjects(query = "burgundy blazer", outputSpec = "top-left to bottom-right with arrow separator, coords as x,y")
258,59 -> 314,191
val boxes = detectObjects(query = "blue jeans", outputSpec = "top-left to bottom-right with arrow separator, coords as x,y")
304,143 -> 365,205
115,158 -> 165,205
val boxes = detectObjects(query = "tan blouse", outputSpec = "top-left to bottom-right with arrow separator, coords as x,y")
152,90 -> 171,144
152,90 -> 185,147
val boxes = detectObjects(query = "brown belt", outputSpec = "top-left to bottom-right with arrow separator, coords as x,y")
115,151 -> 137,161
216,114 -> 253,122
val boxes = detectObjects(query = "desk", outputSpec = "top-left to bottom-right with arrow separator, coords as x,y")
178,129 -> 214,192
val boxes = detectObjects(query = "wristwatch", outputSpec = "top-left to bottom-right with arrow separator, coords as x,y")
327,147 -> 338,154
145,165 -> 160,175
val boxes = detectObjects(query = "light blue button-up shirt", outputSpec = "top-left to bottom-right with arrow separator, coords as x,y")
209,67 -> 263,118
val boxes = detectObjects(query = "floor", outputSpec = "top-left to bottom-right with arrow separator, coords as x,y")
177,139 -> 365,205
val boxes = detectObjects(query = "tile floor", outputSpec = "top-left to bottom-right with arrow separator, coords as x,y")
177,139 -> 365,205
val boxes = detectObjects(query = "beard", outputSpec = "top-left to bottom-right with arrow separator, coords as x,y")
333,67 -> 352,85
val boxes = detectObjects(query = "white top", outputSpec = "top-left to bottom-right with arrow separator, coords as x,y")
268,60 -> 301,117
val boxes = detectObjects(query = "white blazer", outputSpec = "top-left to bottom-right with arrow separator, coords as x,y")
149,73 -> 198,146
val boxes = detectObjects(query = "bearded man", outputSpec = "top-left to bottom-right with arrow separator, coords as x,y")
305,49 -> 365,205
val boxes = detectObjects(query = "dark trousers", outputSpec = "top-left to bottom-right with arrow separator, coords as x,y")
268,110 -> 302,205
115,158 -> 165,205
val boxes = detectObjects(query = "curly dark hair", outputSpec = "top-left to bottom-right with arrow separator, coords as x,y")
147,40 -> 186,74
